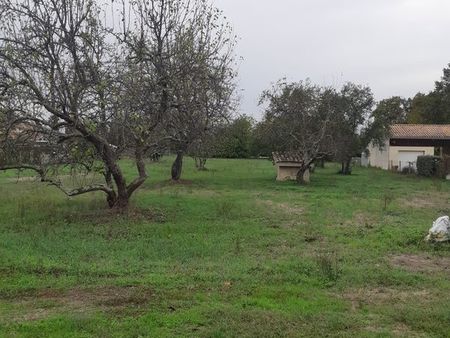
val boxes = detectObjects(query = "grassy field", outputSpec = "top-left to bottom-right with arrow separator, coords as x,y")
0,157 -> 449,337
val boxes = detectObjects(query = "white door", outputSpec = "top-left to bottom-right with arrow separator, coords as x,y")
398,151 -> 424,170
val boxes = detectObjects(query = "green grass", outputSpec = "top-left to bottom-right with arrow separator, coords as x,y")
0,157 -> 449,337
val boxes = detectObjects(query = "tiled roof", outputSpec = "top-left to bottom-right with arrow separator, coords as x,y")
391,124 -> 450,140
272,151 -> 303,164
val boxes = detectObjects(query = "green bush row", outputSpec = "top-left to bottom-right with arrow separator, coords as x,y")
416,155 -> 443,177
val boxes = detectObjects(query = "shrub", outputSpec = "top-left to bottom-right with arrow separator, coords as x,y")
315,251 -> 341,285
401,166 -> 416,175
416,155 -> 442,177
382,191 -> 394,211
215,200 -> 238,218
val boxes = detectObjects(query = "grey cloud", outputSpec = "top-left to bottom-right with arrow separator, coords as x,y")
213,0 -> 450,119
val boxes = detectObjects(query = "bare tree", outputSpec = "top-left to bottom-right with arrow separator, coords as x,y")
0,0 -> 113,205
260,80 -> 336,184
118,0 -> 237,181
333,82 -> 374,175
0,0 -> 238,208
0,0 -> 164,210
188,127 -> 220,171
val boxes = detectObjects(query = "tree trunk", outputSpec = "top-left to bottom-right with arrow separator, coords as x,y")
296,167 -> 310,184
200,158 -> 207,170
318,158 -> 325,168
98,143 -> 135,211
171,151 -> 184,181
108,150 -> 147,211
195,157 -> 207,171
111,174 -> 130,210
112,193 -> 129,211
106,191 -> 117,208
340,158 -> 352,175
103,175 -> 129,211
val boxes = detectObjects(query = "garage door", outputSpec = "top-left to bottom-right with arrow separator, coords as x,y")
398,151 -> 424,170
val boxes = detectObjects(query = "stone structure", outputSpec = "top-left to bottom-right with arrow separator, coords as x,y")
272,152 -> 306,181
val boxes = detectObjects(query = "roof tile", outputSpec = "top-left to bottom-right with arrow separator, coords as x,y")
391,124 -> 450,140
272,151 -> 304,164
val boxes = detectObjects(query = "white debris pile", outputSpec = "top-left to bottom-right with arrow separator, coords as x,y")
426,216 -> 450,243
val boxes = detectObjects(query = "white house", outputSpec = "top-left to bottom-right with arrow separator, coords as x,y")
362,124 -> 450,171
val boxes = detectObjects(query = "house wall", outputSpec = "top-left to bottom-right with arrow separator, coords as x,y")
364,140 -> 434,170
276,163 -> 300,181
389,146 -> 434,170
366,141 -> 390,170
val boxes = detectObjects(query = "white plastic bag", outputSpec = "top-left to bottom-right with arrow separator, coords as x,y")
426,216 -> 450,242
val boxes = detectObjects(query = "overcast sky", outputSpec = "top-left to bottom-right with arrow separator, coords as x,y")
213,0 -> 450,119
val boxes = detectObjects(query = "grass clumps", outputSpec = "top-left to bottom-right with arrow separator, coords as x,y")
0,157 -> 449,336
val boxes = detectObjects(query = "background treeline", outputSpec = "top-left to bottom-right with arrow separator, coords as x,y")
408,65 -> 450,124
0,0 -> 237,208
202,63 -> 450,160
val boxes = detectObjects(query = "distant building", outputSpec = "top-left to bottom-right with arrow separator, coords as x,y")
0,122 -> 54,166
272,152 -> 306,181
363,124 -> 450,171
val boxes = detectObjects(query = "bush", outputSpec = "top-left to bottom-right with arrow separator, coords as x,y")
439,156 -> 450,178
416,155 -> 442,177
315,251 -> 341,285
401,166 -> 416,175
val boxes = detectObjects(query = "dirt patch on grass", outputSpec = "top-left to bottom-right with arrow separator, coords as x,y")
390,254 -> 450,274
7,176 -> 39,183
37,285 -> 152,307
62,207 -> 166,225
152,179 -> 194,189
399,192 -> 450,210
341,287 -> 433,311
203,308 -> 306,337
363,323 -> 427,337
2,286 -> 153,323
169,179 -> 193,185
391,323 -> 428,338
150,180 -> 223,198
259,200 -> 305,229
345,211 -> 378,229
174,188 -> 220,198
260,200 -> 304,216
188,189 -> 220,197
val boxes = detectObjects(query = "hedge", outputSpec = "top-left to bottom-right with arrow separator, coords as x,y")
416,155 -> 442,177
